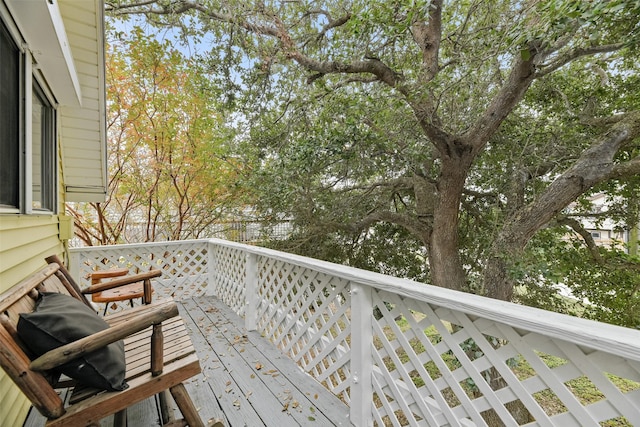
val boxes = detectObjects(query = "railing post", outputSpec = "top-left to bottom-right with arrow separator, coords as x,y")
245,253 -> 259,331
350,282 -> 373,426
69,250 -> 80,282
207,241 -> 217,297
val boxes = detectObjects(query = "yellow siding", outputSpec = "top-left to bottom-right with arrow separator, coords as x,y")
0,383 -> 31,427
0,214 -> 64,425
59,0 -> 108,203
0,1 -> 102,424
0,217 -> 64,426
0,35 -> 67,427
0,216 -> 63,292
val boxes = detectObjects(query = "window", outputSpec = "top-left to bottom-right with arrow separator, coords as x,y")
0,19 -> 20,210
32,83 -> 56,211
0,16 -> 57,213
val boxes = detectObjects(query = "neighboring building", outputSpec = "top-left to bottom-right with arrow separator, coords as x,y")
0,0 -> 107,424
578,193 -> 633,252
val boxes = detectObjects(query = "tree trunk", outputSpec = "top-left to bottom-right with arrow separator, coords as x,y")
483,113 -> 640,301
479,369 -> 533,426
429,155 -> 470,292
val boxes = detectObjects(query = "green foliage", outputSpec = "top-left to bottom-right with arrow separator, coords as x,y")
105,0 -> 640,327
72,24 -> 242,244
513,227 -> 640,328
531,0 -> 640,47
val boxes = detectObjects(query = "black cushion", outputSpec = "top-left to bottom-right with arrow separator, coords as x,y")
17,292 -> 128,391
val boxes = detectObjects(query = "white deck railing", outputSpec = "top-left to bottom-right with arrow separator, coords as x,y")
70,239 -> 640,427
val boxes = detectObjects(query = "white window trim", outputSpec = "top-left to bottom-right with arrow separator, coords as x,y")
0,6 -> 58,215
31,68 -> 59,215
24,51 -> 33,214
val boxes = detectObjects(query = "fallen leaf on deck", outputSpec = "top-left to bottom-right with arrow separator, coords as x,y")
255,362 -> 263,370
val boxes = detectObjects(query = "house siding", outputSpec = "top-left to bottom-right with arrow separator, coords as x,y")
0,216 -> 62,293
0,1 -> 104,424
0,139 -> 65,427
59,0 -> 107,203
0,214 -> 63,426
0,382 -> 31,427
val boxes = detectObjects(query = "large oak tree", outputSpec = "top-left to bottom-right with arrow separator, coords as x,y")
105,1 -> 640,305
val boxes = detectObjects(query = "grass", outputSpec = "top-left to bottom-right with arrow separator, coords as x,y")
513,352 -> 639,426
300,303 -> 639,426
372,311 -> 640,426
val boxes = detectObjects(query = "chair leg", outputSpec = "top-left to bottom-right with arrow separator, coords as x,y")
114,408 -> 127,427
158,389 -> 175,424
169,383 -> 205,427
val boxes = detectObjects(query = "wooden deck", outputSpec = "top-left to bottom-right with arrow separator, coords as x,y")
24,296 -> 351,427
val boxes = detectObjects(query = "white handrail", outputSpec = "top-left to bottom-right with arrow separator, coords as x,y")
204,238 -> 640,361
70,238 -> 640,426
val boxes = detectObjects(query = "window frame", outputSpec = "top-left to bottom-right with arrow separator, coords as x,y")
0,14 -> 23,213
30,78 -> 57,213
0,12 -> 58,215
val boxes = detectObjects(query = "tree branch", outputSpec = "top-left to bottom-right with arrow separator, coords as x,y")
535,43 -> 625,78
315,13 -> 351,42
556,216 -> 604,264
463,44 -> 539,150
608,156 -> 640,180
411,0 -> 442,80
352,210 -> 431,240
335,176 -> 414,194
500,110 -> 640,247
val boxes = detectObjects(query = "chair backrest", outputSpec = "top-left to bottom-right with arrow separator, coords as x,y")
0,263 -> 76,419
44,254 -> 93,307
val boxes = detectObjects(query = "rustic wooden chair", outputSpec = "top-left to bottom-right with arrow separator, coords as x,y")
89,267 -> 154,314
46,255 -> 174,421
45,255 -> 158,314
0,257 -> 222,427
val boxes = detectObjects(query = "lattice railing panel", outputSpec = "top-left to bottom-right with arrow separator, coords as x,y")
72,240 -> 640,426
256,257 -> 352,402
370,289 -> 640,426
211,245 -> 247,316
71,240 -> 209,313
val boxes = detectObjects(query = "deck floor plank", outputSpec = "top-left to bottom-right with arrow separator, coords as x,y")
23,296 -> 350,427
184,297 -> 348,426
179,302 -> 270,427
182,297 -> 341,426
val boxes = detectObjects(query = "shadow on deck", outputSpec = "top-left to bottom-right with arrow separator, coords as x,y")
25,296 -> 350,427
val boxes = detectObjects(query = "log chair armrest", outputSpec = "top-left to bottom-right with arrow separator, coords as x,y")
90,268 -> 129,282
82,269 -> 162,299
29,300 -> 177,372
